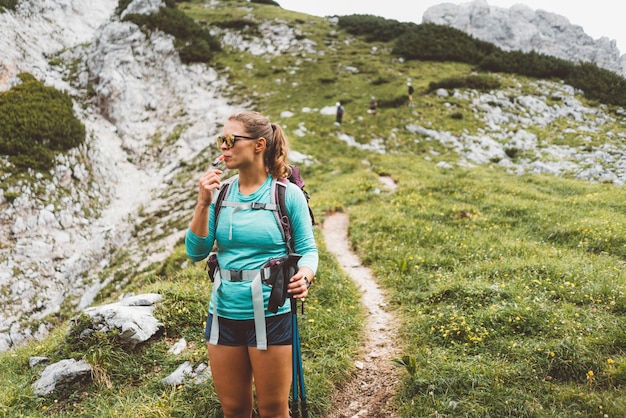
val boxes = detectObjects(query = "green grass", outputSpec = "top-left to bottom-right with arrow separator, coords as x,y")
2,0 -> 626,416
347,159 -> 626,416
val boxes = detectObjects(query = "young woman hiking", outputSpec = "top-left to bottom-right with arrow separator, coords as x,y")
185,110 -> 318,418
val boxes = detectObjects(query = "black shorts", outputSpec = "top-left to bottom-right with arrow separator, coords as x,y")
205,313 -> 292,346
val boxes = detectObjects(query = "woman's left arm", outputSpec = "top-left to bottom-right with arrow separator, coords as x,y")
286,184 -> 318,298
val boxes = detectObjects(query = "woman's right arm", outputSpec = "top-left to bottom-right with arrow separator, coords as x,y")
185,168 -> 222,261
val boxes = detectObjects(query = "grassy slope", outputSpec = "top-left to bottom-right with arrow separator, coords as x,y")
2,0 -> 626,416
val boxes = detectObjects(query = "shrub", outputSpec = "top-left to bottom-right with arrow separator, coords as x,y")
0,0 -> 17,12
251,0 -> 280,5
566,62 -> 626,106
393,23 -> 497,64
378,96 -> 409,108
123,6 -> 221,64
428,74 -> 501,92
479,51 -> 626,107
116,0 -> 129,15
338,14 -> 412,42
0,73 -> 86,171
479,49 -> 574,80
213,18 -> 260,34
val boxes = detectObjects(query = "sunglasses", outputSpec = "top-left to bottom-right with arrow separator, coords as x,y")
216,133 -> 257,149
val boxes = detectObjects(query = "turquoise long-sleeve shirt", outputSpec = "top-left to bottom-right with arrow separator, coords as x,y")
186,175 -> 318,320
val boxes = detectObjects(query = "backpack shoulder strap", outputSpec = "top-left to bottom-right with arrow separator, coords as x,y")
273,178 -> 294,253
212,175 -> 237,234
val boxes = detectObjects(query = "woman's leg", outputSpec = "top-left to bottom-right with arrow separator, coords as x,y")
207,343 -> 254,418
249,345 -> 293,418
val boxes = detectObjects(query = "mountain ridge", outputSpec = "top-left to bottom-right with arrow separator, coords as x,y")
423,0 -> 626,77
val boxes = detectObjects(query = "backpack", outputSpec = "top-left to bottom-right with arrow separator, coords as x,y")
213,165 -> 315,253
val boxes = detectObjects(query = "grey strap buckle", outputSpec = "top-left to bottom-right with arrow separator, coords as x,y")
229,270 -> 243,281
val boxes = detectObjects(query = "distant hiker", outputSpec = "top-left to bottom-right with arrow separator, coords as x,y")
369,96 -> 377,115
335,102 -> 344,125
186,111 -> 318,418
407,82 -> 414,106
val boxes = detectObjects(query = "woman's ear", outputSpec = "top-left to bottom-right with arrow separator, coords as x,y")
255,137 -> 267,153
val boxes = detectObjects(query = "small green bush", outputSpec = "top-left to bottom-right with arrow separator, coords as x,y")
213,18 -> 260,34
123,6 -> 221,64
338,14 -> 412,42
393,23 -> 497,64
115,0 -> 133,16
566,62 -> 626,106
0,0 -> 18,12
479,49 -> 574,80
251,0 -> 279,5
428,74 -> 501,92
0,73 -> 85,171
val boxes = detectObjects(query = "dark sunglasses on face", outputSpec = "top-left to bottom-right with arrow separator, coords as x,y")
216,133 -> 257,149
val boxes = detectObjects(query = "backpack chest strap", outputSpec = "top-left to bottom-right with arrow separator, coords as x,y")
220,201 -> 278,211
219,201 -> 279,239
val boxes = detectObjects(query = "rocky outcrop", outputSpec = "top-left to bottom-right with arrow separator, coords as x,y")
32,358 -> 93,396
0,0 -> 230,351
423,0 -> 626,77
81,293 -> 164,349
30,292 -> 164,396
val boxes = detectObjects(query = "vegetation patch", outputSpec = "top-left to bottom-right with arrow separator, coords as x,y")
339,15 -> 626,107
122,2 -> 221,64
428,74 -> 501,92
0,0 -> 17,12
0,73 -> 85,172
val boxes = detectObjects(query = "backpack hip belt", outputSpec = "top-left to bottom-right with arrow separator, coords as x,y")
220,267 -> 272,282
209,267 -> 270,350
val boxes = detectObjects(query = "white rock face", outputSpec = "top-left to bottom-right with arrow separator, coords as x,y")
0,0 -> 232,349
0,0 -> 118,92
423,0 -> 626,77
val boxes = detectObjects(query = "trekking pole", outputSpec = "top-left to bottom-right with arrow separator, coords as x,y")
290,297 -> 300,417
293,300 -> 309,418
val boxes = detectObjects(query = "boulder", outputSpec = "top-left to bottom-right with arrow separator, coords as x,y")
79,293 -> 163,349
32,359 -> 92,396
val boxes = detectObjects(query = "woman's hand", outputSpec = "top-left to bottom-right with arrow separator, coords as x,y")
288,267 -> 314,299
197,168 -> 223,206
188,168 -> 223,238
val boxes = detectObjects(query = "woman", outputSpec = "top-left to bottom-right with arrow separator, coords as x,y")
185,111 -> 318,418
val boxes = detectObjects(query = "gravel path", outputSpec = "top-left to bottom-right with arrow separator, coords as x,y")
323,176 -> 402,418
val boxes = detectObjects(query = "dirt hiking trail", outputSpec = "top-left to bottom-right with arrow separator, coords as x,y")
322,176 -> 402,418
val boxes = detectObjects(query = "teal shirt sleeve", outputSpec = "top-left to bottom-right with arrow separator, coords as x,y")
185,202 -> 216,262
285,182 -> 318,274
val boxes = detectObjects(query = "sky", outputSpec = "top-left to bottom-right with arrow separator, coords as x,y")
277,0 -> 625,54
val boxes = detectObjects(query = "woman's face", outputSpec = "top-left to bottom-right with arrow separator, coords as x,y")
219,119 -> 262,170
